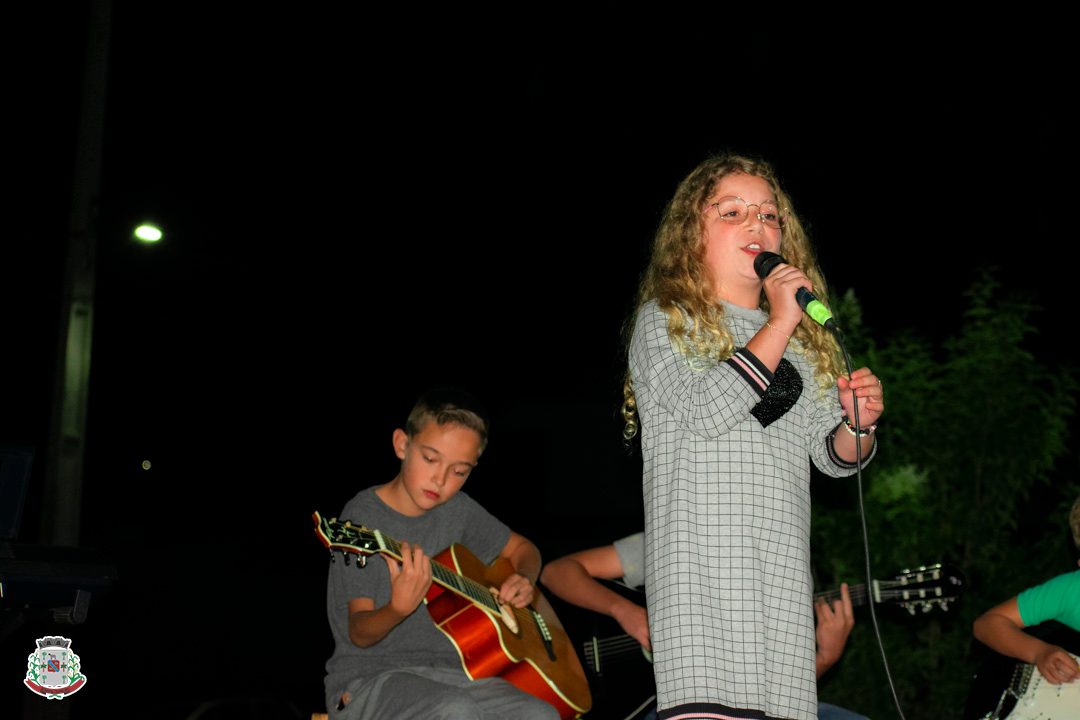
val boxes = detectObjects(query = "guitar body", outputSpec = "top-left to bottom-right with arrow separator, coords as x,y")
427,543 -> 591,719
313,513 -> 592,719
966,654 -> 1080,719
579,615 -> 657,720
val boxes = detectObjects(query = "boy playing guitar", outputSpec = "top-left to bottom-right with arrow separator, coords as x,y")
323,388 -> 573,720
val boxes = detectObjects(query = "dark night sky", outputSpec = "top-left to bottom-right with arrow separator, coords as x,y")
4,5 -> 1075,717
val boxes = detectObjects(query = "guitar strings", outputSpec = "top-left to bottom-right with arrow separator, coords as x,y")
817,576 -> 956,607
814,585 -> 872,604
336,525 -> 553,641
586,638 -> 646,665
379,535 -> 508,615
591,636 -> 644,654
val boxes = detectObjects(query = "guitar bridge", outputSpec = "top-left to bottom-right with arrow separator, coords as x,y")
530,608 -> 557,662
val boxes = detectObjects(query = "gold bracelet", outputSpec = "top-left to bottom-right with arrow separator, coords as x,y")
765,321 -> 791,341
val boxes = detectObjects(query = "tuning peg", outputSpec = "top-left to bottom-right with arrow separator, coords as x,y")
357,556 -> 367,569
922,604 -> 932,614
329,551 -> 336,563
343,553 -> 351,566
939,601 -> 950,611
905,605 -> 916,616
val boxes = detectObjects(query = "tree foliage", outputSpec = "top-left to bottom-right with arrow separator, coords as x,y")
812,271 -> 1080,718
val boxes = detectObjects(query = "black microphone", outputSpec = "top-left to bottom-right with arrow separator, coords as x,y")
753,251 -> 839,332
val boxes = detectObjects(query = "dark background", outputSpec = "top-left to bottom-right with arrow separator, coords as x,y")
3,4 -> 1075,718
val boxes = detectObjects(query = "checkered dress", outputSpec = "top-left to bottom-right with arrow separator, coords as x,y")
629,300 -> 873,720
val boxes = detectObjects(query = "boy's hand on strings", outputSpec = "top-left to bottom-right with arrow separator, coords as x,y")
497,573 -> 535,609
837,367 -> 884,427
815,582 -> 854,675
613,600 -> 652,652
384,540 -> 433,616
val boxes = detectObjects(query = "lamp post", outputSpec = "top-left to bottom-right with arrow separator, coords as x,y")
43,0 -> 111,548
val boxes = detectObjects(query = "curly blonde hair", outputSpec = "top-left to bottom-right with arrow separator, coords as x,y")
622,153 -> 844,442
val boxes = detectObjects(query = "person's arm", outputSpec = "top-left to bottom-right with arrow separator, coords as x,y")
628,302 -> 762,440
974,597 -> 1080,684
494,530 -> 542,609
746,258 -> 811,372
346,540 -> 433,648
805,363 -> 880,477
831,367 -> 883,463
540,545 -> 651,651
815,582 -> 854,678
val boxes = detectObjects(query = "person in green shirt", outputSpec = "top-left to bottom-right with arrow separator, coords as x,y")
973,496 -> 1080,685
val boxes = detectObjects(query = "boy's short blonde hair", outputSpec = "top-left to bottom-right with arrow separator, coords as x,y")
405,387 -> 490,453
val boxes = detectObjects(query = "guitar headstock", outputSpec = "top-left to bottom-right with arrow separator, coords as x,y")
312,511 -> 387,567
879,562 -> 965,614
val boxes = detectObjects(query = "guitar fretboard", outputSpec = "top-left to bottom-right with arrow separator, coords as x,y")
814,583 -> 870,607
583,566 -> 961,672
816,566 -> 955,607
376,530 -> 503,615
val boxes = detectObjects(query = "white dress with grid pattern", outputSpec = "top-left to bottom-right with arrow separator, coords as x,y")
629,299 -> 871,720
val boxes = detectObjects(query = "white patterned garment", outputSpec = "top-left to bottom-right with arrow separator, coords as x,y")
630,299 -> 874,720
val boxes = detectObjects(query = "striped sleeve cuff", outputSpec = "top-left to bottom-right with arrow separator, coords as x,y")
826,423 -> 878,469
724,347 -> 773,398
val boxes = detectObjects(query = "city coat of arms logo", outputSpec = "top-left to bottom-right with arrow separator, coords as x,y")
24,636 -> 87,699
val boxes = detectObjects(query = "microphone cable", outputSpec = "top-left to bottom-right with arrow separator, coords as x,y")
833,325 -> 907,720
752,250 -> 906,718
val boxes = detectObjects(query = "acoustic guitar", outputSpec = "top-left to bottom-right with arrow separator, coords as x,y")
579,563 -> 964,719
583,562 -> 966,677
313,512 -> 592,719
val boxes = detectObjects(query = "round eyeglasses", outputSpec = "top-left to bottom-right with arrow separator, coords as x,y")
710,196 -> 785,229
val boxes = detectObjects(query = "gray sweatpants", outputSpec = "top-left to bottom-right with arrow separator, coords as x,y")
333,665 -> 560,720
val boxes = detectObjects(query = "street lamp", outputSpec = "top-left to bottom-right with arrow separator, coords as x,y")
133,223 -> 163,243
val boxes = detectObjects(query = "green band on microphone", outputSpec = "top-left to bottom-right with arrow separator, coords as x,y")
805,299 -> 833,327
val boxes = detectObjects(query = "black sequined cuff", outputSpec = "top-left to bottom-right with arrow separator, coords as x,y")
749,357 -> 803,428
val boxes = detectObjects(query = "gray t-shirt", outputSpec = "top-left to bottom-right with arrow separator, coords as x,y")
613,532 -> 645,589
324,486 -> 511,710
